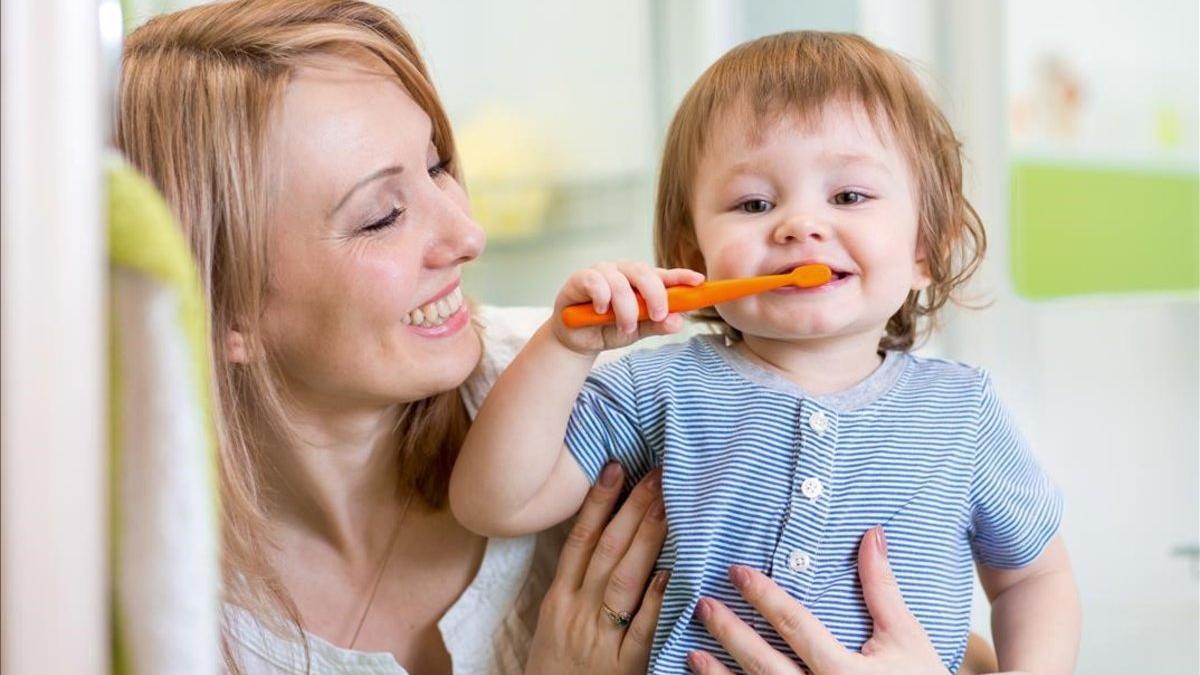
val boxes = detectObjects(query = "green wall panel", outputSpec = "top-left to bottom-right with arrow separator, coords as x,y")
1010,161 -> 1199,299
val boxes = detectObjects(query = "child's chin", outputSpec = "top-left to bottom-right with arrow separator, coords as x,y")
734,318 -> 837,341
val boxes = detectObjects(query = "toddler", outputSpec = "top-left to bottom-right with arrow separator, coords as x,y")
451,31 -> 1079,674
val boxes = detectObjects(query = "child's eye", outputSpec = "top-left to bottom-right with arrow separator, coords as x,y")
361,206 -> 404,233
832,191 -> 870,206
737,198 -> 774,214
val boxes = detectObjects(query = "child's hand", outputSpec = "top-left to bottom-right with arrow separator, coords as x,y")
552,261 -> 704,355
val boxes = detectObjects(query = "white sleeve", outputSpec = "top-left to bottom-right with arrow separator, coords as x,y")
459,305 -> 551,419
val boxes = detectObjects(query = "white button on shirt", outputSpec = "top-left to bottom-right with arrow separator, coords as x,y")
788,549 -> 813,573
809,410 -> 830,434
801,477 -> 823,501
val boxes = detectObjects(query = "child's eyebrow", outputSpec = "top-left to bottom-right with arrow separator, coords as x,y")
819,152 -> 892,175
718,161 -> 765,181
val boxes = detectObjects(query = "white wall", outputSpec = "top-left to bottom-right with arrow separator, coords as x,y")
937,1 -> 1200,672
385,0 -> 658,182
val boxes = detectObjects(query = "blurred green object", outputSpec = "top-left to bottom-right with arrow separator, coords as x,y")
1010,160 -> 1199,298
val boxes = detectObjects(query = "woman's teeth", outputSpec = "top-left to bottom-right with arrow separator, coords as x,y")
401,286 -> 464,327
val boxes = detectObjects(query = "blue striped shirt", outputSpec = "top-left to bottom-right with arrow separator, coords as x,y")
565,335 -> 1061,674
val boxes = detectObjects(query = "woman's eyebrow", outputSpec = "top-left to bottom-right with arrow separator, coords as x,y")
332,165 -> 404,215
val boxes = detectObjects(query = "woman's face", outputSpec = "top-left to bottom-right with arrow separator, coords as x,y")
258,51 -> 485,412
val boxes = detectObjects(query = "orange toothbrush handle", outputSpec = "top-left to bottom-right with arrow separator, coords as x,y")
560,264 -> 831,328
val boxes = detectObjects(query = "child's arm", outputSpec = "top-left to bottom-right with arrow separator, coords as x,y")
977,534 -> 1080,675
449,262 -> 703,537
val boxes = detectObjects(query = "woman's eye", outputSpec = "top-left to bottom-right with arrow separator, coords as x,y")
737,198 -> 773,214
832,191 -> 870,206
428,159 -> 450,180
362,206 -> 404,233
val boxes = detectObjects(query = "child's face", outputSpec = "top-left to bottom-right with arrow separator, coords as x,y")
690,101 -> 929,345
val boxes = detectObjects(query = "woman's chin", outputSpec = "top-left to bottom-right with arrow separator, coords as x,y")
405,324 -> 483,393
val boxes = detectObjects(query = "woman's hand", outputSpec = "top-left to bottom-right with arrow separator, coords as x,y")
688,527 -> 950,675
526,463 -> 670,675
551,261 -> 703,355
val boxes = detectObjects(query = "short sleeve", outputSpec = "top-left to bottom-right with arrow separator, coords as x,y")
969,373 -> 1063,568
564,356 -> 660,488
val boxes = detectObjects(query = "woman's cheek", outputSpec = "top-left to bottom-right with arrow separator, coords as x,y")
355,254 -> 420,316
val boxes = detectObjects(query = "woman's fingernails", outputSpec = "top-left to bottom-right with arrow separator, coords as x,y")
875,526 -> 888,555
653,569 -> 670,591
694,598 -> 712,621
650,498 -> 665,520
728,565 -> 750,590
600,463 -> 620,487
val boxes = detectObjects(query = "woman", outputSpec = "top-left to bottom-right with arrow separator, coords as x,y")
117,1 -> 992,673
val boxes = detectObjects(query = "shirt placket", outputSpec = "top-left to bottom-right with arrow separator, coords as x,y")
768,399 -> 838,604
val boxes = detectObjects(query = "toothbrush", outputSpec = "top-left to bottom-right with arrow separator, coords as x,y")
561,264 -> 832,328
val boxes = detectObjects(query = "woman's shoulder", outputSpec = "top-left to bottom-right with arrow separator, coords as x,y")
475,305 -> 551,368
460,305 -> 550,419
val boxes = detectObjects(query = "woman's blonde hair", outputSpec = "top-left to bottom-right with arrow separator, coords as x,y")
655,31 -> 986,351
117,1 -> 471,670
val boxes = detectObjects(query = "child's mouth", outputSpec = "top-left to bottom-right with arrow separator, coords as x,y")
770,264 -> 853,285
768,263 -> 854,291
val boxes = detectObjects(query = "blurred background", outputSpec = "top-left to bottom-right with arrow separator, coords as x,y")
3,0 -> 1197,673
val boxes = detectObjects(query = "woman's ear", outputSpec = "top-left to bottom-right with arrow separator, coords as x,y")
225,329 -> 252,364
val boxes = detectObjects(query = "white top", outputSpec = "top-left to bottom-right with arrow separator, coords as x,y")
226,306 -> 566,675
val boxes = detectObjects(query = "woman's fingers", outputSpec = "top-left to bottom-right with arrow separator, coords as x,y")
727,565 -> 845,673
858,526 -> 919,638
581,467 -> 662,592
686,650 -> 737,674
692,597 -> 804,675
602,494 -> 668,624
552,462 -> 625,592
620,569 -> 669,668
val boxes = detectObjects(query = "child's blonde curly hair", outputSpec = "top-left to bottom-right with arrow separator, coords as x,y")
654,31 -> 986,351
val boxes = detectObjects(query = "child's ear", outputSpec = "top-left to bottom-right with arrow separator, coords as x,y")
912,242 -> 933,291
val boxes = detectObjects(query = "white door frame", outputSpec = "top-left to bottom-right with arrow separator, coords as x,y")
1,0 -> 108,672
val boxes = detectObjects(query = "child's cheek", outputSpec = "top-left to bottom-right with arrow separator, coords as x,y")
706,237 -> 761,280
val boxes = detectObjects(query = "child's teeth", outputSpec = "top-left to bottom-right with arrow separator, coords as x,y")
401,313 -> 412,325
437,298 -> 451,317
411,308 -> 425,325
423,302 -> 439,322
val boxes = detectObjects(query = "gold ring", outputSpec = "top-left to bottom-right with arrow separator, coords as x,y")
600,602 -> 633,628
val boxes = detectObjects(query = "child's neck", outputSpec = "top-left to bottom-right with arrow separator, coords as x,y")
735,331 -> 885,396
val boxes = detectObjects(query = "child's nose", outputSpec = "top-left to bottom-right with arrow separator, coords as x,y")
772,215 -> 829,245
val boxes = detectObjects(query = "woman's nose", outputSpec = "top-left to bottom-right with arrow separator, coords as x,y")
425,194 -> 485,268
